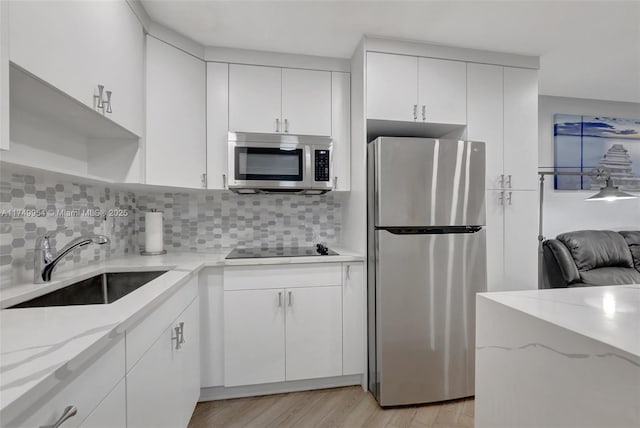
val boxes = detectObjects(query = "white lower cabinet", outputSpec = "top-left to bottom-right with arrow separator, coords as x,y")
127,321 -> 180,428
127,296 -> 200,428
224,288 -> 286,387
79,379 -> 126,428
486,189 -> 539,292
5,337 -> 125,428
221,262 -> 365,389
285,286 -> 342,381
342,263 -> 365,375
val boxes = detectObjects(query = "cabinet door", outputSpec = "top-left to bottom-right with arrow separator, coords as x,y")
176,298 -> 200,428
127,324 -> 180,428
146,36 -> 206,189
504,67 -> 538,191
366,52 -> 418,122
206,62 -> 229,189
418,57 -> 466,125
9,0 -> 143,135
342,263 -> 365,375
0,0 -> 8,151
504,190 -> 539,291
331,72 -> 351,191
229,64 -> 282,134
224,289 -> 286,386
486,190 -> 505,292
468,64 -> 504,189
80,379 -> 126,428
95,0 -> 144,136
285,286 -> 342,381
282,68 -> 331,136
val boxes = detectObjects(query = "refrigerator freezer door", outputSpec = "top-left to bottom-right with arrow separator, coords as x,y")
373,138 -> 486,227
373,228 -> 487,406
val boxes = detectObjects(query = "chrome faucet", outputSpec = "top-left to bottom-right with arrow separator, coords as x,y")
34,230 -> 110,283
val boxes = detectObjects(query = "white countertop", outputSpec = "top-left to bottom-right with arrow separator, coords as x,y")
478,285 -> 640,358
0,249 -> 363,421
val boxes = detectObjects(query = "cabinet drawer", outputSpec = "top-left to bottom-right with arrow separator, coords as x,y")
125,275 -> 197,372
224,263 -> 342,291
6,337 -> 125,428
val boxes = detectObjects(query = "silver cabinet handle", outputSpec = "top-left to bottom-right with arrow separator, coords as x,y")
42,405 -> 77,428
276,118 -> 280,133
105,90 -> 112,114
288,291 -> 292,306
278,291 -> 282,307
499,174 -> 505,189
284,118 -> 289,133
346,265 -> 351,280
498,191 -> 505,206
94,85 -> 105,110
201,173 -> 207,189
222,173 -> 227,189
333,176 -> 338,189
506,191 -> 512,205
506,174 -> 512,189
172,322 -> 184,350
422,105 -> 426,121
413,104 -> 418,120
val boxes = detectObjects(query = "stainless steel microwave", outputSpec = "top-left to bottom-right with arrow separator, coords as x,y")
227,132 -> 333,195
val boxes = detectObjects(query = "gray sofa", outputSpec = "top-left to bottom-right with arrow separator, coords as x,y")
542,230 -> 640,288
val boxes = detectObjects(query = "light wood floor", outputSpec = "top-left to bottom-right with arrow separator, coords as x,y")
188,386 -> 474,428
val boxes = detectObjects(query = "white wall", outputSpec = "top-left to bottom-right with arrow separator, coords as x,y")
539,95 -> 640,238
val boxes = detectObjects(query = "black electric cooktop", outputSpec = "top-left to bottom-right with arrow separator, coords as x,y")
226,245 -> 338,259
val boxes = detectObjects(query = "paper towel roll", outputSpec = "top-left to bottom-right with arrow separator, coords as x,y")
145,211 -> 164,253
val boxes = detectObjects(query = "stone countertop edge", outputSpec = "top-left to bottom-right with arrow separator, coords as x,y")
0,249 -> 364,421
477,285 -> 640,359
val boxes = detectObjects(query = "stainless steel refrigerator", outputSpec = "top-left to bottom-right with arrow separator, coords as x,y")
367,137 -> 487,406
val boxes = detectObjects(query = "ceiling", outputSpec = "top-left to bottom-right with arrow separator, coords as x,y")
141,0 -> 640,103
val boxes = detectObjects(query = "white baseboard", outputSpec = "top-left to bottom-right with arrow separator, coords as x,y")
198,374 -> 364,402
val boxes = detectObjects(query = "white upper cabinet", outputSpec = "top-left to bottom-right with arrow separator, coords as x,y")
146,36 -> 206,189
332,72 -> 351,191
504,67 -> 538,191
229,64 -> 332,136
9,0 -> 144,136
467,63 -> 504,189
0,0 -> 9,151
281,68 -> 331,136
418,57 -> 466,125
229,64 -> 282,134
206,62 -> 230,190
367,52 -> 418,122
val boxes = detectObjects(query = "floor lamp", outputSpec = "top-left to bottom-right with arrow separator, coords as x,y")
537,168 -> 638,289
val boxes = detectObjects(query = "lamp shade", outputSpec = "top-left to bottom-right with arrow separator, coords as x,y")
585,180 -> 638,201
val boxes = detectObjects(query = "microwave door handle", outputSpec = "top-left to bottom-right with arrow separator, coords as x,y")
305,146 -> 313,187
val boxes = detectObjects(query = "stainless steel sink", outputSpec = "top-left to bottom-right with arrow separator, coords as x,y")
9,271 -> 168,308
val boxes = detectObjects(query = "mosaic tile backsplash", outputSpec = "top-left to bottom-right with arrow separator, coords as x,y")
0,164 -> 137,286
0,163 -> 343,287
136,192 -> 341,251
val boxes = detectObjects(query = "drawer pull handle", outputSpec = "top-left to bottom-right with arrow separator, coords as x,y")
278,291 -> 283,307
288,291 -> 293,307
42,405 -> 77,428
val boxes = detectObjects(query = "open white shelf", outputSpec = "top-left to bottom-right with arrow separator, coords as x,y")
2,64 -> 141,183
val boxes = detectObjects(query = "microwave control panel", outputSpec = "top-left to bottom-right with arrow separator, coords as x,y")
314,150 -> 330,182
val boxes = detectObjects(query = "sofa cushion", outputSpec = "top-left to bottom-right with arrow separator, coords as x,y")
579,267 -> 640,286
619,231 -> 640,272
557,230 -> 633,271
